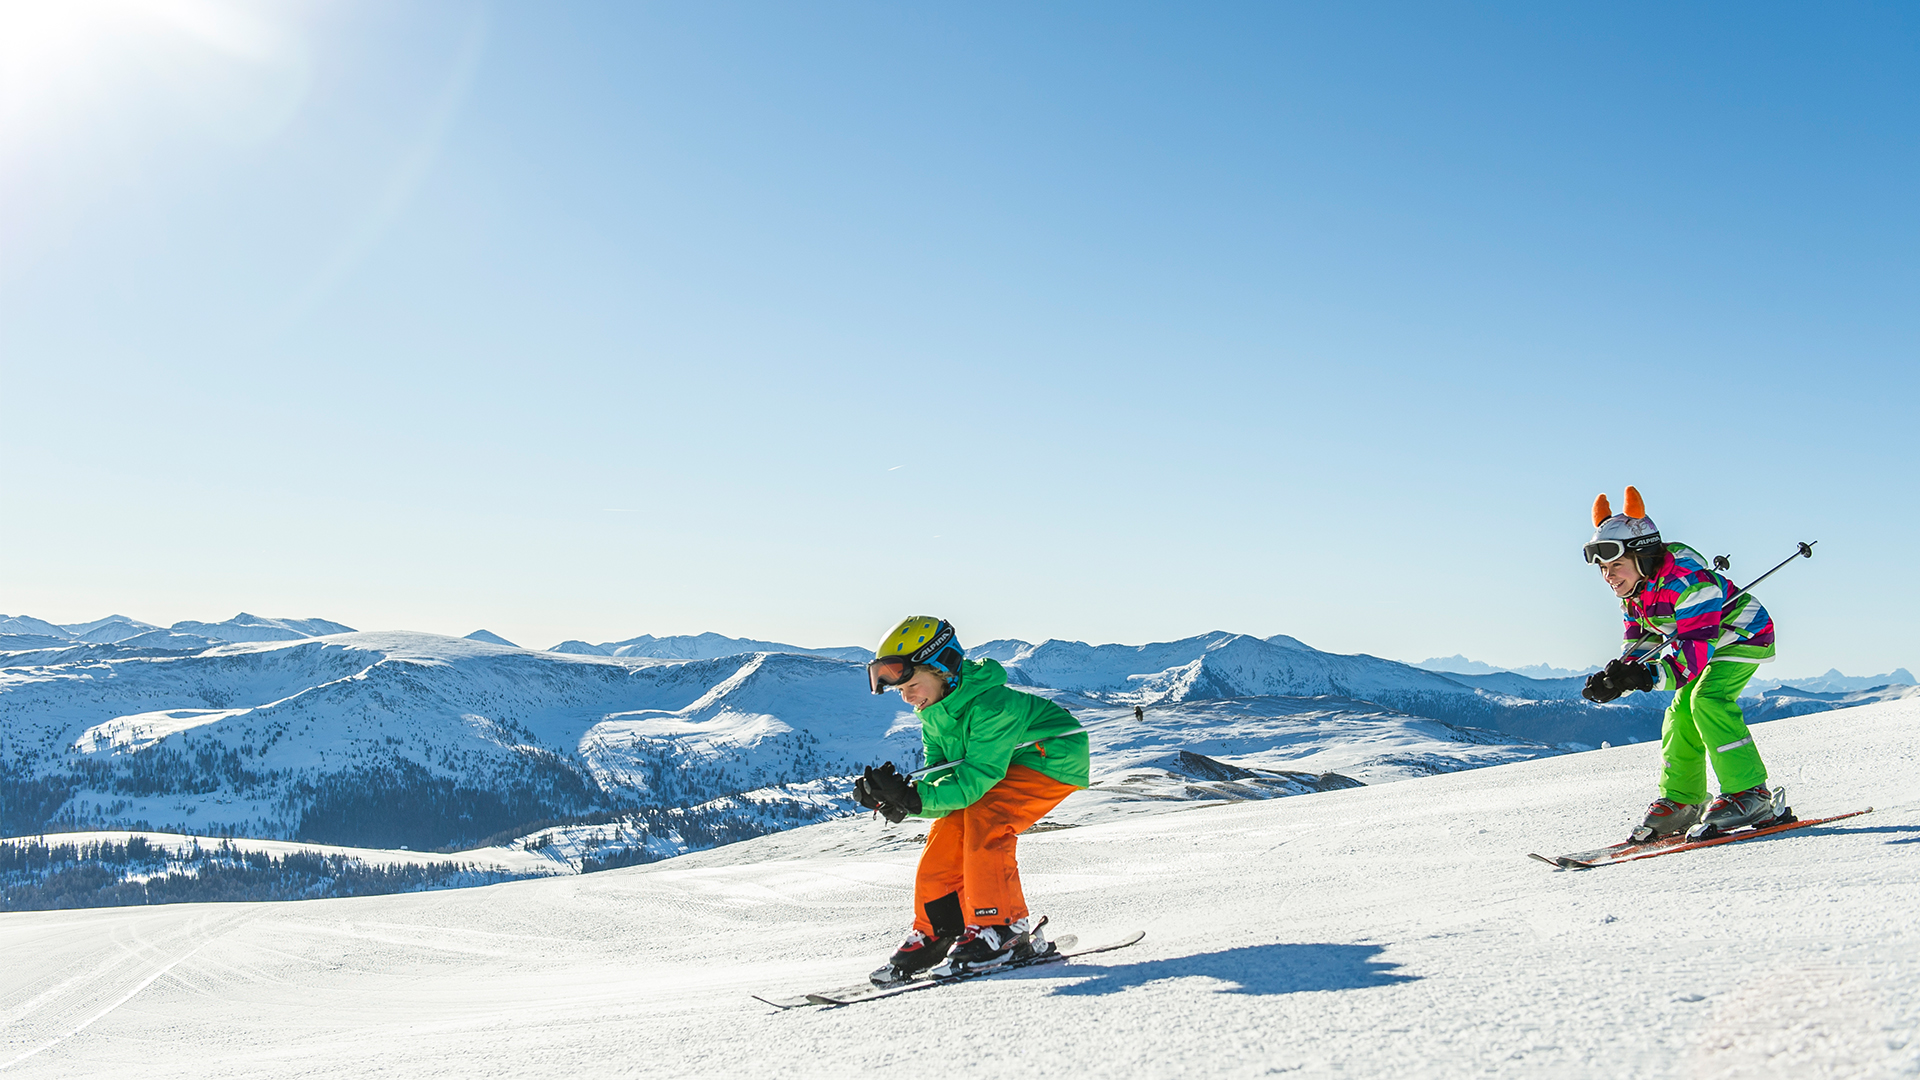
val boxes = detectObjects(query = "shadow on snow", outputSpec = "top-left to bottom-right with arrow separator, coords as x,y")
1048,942 -> 1417,998
1766,823 -> 1920,845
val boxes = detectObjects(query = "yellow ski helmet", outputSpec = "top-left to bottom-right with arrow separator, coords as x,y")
868,615 -> 963,694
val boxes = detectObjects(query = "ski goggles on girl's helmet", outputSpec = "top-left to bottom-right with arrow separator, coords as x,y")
1583,539 -> 1631,565
868,616 -> 961,694
867,654 -> 918,694
1584,529 -> 1663,565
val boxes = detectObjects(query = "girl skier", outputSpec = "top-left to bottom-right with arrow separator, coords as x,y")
853,616 -> 1089,985
1579,487 -> 1782,842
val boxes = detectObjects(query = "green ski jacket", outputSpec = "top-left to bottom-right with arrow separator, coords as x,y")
912,659 -> 1090,817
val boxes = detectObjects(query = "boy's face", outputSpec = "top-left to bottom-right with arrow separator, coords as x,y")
1600,555 -> 1642,598
899,668 -> 950,709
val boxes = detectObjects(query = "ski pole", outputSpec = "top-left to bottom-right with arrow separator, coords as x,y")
906,728 -> 1089,780
880,704 -> 1143,783
1622,540 -> 1816,661
1731,540 -> 1817,599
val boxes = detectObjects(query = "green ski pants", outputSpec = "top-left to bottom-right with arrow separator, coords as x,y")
1660,660 -> 1768,805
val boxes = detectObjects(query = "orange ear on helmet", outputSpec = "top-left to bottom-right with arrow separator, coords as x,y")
1592,494 -> 1612,527
1623,486 -> 1645,519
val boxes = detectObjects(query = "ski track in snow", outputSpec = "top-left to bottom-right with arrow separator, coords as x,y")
2,702 -> 1917,1078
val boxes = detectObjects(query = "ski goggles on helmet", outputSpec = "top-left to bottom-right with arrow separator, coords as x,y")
1585,535 -> 1660,565
1583,539 -> 1631,565
867,655 -> 917,694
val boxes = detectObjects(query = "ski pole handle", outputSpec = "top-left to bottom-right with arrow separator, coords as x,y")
1728,540 -> 1815,601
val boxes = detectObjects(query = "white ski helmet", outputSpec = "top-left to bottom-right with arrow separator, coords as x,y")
1584,486 -> 1662,565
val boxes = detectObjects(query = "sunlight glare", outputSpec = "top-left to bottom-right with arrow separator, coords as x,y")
0,0 -> 307,154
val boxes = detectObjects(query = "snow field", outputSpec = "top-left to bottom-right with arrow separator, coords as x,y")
1,700 -> 1915,1078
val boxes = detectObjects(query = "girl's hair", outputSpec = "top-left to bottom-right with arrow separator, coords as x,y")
919,661 -> 961,686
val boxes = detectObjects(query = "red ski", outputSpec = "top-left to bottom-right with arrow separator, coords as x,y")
1530,807 -> 1873,869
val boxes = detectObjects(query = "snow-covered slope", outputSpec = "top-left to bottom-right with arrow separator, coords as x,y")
1,701 -> 1911,1079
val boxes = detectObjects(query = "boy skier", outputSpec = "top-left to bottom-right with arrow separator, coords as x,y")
1579,487 -> 1783,842
854,616 -> 1089,985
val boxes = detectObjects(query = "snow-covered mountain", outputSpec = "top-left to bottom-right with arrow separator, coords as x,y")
1,618 -> 1897,864
993,632 -> 1662,746
0,616 -> 70,639
1415,654 -> 1599,679
0,632 -> 919,849
2,700 -> 1911,1078
1414,653 -> 1915,698
548,631 -> 870,663
63,615 -> 160,643
0,612 -> 355,653
1749,667 -> 1917,695
2,626 -> 1534,854
168,613 -> 356,642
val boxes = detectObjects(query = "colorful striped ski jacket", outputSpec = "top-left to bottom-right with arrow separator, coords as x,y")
1622,542 -> 1776,690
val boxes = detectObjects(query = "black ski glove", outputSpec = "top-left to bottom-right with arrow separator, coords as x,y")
1605,657 -> 1656,695
1582,658 -> 1656,703
1581,669 -> 1619,703
859,762 -> 922,824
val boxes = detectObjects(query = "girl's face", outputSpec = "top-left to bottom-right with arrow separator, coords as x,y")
899,668 -> 951,709
1600,555 -> 1643,598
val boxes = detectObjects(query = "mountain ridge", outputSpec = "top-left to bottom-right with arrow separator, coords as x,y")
2,617 -> 1904,862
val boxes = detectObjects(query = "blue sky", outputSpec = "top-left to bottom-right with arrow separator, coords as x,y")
1,2 -> 1913,674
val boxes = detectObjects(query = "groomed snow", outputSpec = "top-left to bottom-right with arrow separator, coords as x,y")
2,701 -> 1915,1078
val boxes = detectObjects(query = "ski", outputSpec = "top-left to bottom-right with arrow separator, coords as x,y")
1528,785 -> 1791,867
753,930 -> 1078,1011
753,984 -> 871,1011
807,931 -> 1143,1006
1530,807 -> 1873,869
756,931 -> 1143,1009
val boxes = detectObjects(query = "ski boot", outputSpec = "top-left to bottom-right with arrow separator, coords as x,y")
1630,797 -> 1703,844
1687,785 -> 1791,841
869,929 -> 953,987
930,917 -> 1049,978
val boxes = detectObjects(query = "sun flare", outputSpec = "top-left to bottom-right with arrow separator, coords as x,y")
0,0 -> 303,152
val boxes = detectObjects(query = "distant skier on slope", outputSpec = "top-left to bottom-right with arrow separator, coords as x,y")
853,616 -> 1089,986
1579,487 -> 1783,842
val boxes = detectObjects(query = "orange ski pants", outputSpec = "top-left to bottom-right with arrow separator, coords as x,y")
913,764 -> 1077,932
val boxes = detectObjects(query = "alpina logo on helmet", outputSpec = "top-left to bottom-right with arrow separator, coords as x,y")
908,624 -> 955,665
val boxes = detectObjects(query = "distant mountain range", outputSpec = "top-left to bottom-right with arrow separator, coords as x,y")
1747,667 -> 1917,694
0,615 -> 872,664
1415,651 -> 1915,696
2,615 -> 1911,859
0,613 -> 357,654
549,632 -> 869,663
1415,655 -> 1600,680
